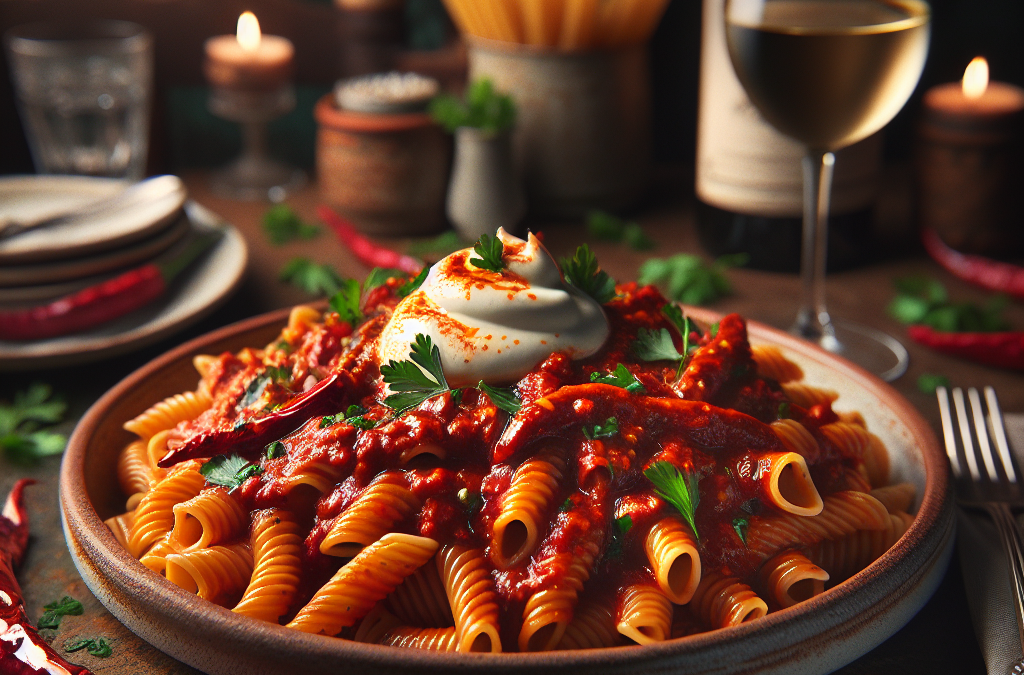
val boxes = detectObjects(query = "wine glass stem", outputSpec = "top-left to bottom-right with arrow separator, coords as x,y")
241,120 -> 269,164
793,150 -> 840,352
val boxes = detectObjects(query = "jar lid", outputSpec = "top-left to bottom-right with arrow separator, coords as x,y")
334,71 -> 439,114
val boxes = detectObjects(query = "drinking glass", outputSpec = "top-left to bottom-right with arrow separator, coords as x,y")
5,21 -> 153,180
724,0 -> 930,380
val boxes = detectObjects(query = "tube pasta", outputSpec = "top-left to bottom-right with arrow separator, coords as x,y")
691,573 -> 768,629
557,598 -> 618,649
386,562 -> 454,628
751,344 -> 804,383
140,533 -> 181,574
491,450 -> 566,569
320,473 -> 421,557
763,452 -> 824,516
781,383 -> 839,409
518,539 -> 600,652
615,584 -> 673,645
758,549 -> 829,609
117,439 -> 153,502
127,460 -> 205,558
233,509 -> 303,622
437,544 -> 501,652
770,419 -> 820,463
288,533 -> 439,636
104,511 -> 136,550
355,607 -> 458,651
169,487 -> 249,552
806,512 -> 912,583
165,542 -> 254,604
870,483 -> 916,514
645,516 -> 701,604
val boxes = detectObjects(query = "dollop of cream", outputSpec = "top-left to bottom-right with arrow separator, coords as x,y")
378,229 -> 609,387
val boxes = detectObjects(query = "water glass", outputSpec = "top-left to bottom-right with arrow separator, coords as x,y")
5,21 -> 153,180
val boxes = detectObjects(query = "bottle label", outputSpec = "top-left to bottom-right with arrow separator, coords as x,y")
695,0 -> 881,217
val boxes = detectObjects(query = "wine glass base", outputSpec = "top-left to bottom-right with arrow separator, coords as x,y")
210,157 -> 307,202
808,319 -> 910,382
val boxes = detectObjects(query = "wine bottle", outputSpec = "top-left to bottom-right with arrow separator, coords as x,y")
695,0 -> 882,273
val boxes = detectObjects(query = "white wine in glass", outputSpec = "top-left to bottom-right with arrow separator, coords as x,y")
724,0 -> 930,380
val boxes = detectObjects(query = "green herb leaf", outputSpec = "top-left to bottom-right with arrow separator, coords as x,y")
623,223 -> 655,250
200,455 -> 261,490
589,364 -> 646,394
469,233 -> 505,273
429,78 -> 516,134
888,276 -> 1009,332
38,596 -> 83,630
262,204 -> 320,245
398,267 -> 429,298
586,211 -> 654,251
638,254 -> 745,305
265,441 -> 286,459
346,416 -> 376,430
88,638 -> 113,657
319,414 -> 340,428
709,322 -> 720,338
605,514 -> 633,560
561,498 -> 574,512
64,638 -> 95,653
632,328 -> 684,364
346,404 -> 367,417
560,244 -> 617,305
407,231 -> 466,258
279,258 -> 344,296
644,461 -> 701,539
0,384 -> 69,464
777,402 -> 791,420
457,487 -> 482,513
328,278 -> 363,325
239,371 -> 276,409
364,267 -> 406,291
477,381 -> 521,415
380,334 -> 450,413
583,416 -> 619,440
732,517 -> 749,545
917,373 -> 951,393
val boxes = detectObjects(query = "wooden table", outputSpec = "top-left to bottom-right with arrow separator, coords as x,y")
4,170 -> 1018,674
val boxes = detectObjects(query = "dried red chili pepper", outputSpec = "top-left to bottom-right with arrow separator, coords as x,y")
907,324 -> 1024,370
316,206 -> 423,274
0,229 -> 221,341
1,480 -> 92,675
922,228 -> 1024,301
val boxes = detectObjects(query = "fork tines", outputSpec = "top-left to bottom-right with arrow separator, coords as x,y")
937,386 -> 1018,484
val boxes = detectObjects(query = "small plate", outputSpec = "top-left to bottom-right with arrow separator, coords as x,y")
0,202 -> 248,371
0,175 -> 187,264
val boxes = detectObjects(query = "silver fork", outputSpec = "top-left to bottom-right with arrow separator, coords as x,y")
937,385 -> 1024,657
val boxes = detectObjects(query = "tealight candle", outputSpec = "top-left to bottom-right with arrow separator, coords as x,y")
203,12 -> 294,91
917,57 -> 1024,255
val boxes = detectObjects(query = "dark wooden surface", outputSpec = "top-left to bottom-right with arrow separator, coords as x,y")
3,170 -> 1018,674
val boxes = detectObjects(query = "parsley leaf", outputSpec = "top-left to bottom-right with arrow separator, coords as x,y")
605,514 -> 633,560
280,257 -> 345,296
319,415 -> 340,428
265,441 -> 286,459
732,517 -> 749,545
0,384 -> 68,465
380,334 -> 450,413
638,254 -> 746,305
587,210 -> 654,251
583,416 -> 618,440
589,364 -> 646,394
364,267 -> 406,291
407,231 -> 466,258
632,328 -> 683,364
64,637 -> 113,658
329,278 -> 363,324
560,244 -> 617,305
239,368 -> 288,409
477,381 -> 521,415
346,416 -> 376,430
888,276 -> 1008,332
398,267 -> 429,297
777,402 -> 791,420
917,373 -> 951,393
200,455 -> 262,491
469,233 -> 505,273
346,404 -> 368,417
429,78 -> 516,134
645,461 -> 701,539
262,204 -> 320,245
38,596 -> 83,630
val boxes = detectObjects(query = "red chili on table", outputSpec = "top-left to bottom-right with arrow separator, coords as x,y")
907,324 -> 1024,370
316,206 -> 423,275
922,228 -> 1024,301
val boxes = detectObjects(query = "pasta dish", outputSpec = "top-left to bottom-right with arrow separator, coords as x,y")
105,229 -> 914,652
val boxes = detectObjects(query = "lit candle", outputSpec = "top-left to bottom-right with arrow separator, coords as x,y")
203,12 -> 294,91
917,58 -> 1024,255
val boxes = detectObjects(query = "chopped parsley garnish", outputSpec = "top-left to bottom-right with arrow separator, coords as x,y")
477,381 -> 521,415
0,383 -> 67,465
583,416 -> 618,440
398,267 -> 430,297
709,321 -> 720,338
917,373 -> 951,394
319,415 -> 340,428
346,404 -> 368,417
346,416 -> 375,430
590,364 -> 646,394
644,461 -> 701,539
364,267 -> 406,291
64,637 -> 112,657
888,275 -> 1008,332
329,278 -> 363,325
732,517 -> 749,545
265,441 -> 286,459
279,257 -> 346,296
38,596 -> 83,630
262,204 -> 320,244
200,455 -> 262,491
560,244 -> 617,305
457,487 -> 482,513
380,334 -> 451,413
605,514 -> 633,560
637,253 -> 746,306
469,233 -> 506,272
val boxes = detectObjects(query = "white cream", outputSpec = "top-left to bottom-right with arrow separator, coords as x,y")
378,229 -> 609,387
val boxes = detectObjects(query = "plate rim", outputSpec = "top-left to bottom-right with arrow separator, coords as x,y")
60,306 -> 953,674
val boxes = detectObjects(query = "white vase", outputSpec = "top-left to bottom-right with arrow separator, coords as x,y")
446,126 -> 526,241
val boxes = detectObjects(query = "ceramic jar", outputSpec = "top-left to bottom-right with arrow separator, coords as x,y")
446,127 -> 526,241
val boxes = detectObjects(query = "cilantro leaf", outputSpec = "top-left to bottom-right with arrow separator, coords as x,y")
265,441 -> 286,459
589,364 -> 646,394
623,223 -> 655,251
408,231 -> 466,258
346,404 -> 367,417
380,334 -> 450,413
888,276 -> 1008,332
346,416 -> 376,430
262,204 -> 320,245
777,402 -> 791,420
280,258 -> 345,296
469,233 -> 505,273
88,638 -> 113,657
364,267 -> 406,291
632,328 -> 683,363
638,254 -> 745,305
0,384 -> 68,464
477,381 -> 521,415
560,244 -> 617,305
38,596 -> 83,629
64,638 -> 95,653
329,278 -> 363,325
917,373 -> 951,393
645,461 -> 701,539
583,416 -> 618,440
605,514 -> 633,560
398,267 -> 429,298
732,517 -> 749,545
586,211 -> 654,251
239,368 -> 287,409
319,414 -> 340,428
200,455 -> 262,490
429,78 -> 516,134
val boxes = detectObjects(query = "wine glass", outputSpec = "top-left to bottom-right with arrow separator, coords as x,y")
724,0 -> 930,381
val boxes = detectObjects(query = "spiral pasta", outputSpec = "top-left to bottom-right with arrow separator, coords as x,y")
437,544 -> 501,652
758,549 -> 829,609
123,390 -> 212,440
320,473 -> 421,558
691,573 -> 768,629
386,562 -> 454,628
491,450 -> 566,569
127,460 -> 205,558
556,598 -> 618,649
170,487 -> 249,552
518,538 -> 601,652
165,542 -> 254,604
233,509 -> 303,622
615,584 -> 673,645
645,516 -> 701,604
751,344 -> 804,383
781,383 -> 839,409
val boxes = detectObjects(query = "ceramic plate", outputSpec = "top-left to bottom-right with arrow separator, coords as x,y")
0,175 -> 186,264
60,307 -> 953,675
0,202 -> 248,371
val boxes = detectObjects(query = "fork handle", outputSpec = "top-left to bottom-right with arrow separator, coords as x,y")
985,503 -> 1024,657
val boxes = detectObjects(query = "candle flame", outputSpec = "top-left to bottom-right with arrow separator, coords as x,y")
962,57 -> 988,100
237,11 -> 261,52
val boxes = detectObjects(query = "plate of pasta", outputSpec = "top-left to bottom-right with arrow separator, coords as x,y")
61,230 -> 952,675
